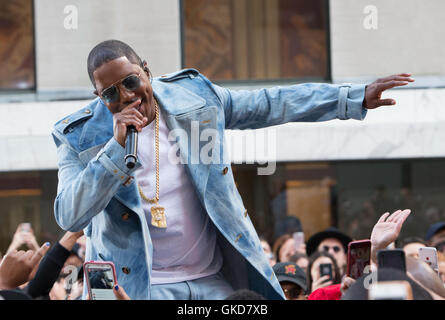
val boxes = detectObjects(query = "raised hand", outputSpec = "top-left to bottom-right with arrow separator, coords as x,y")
0,243 -> 50,290
6,223 -> 39,254
363,74 -> 415,109
370,209 -> 411,263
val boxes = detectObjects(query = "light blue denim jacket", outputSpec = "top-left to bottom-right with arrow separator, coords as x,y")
52,69 -> 366,300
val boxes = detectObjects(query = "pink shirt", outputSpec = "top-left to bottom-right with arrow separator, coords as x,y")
134,111 -> 222,284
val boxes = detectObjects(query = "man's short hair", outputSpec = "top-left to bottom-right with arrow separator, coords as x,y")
400,237 -> 426,248
87,39 -> 143,87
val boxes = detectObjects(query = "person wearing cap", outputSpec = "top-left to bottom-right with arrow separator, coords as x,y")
273,262 -> 307,300
306,227 -> 352,276
425,222 -> 445,246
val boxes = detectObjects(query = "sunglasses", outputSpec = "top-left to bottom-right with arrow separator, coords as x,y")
100,73 -> 142,104
322,245 -> 342,253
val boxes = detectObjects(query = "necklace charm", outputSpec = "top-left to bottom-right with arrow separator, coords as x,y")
151,205 -> 167,228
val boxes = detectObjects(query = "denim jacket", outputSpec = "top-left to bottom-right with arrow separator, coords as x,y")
52,69 -> 366,300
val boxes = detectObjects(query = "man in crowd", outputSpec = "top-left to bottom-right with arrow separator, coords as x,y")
306,227 -> 352,276
52,39 -> 414,300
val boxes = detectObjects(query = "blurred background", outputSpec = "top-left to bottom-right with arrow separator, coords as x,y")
1,0 -> 445,252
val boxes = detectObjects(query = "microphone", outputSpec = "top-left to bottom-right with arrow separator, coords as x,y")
124,126 -> 138,169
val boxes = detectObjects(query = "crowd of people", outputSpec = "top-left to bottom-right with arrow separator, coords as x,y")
1,208 -> 445,300
261,210 -> 445,300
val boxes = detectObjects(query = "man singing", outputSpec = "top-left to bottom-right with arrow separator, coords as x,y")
52,40 -> 414,300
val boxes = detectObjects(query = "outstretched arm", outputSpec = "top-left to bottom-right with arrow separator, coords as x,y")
210,73 -> 414,130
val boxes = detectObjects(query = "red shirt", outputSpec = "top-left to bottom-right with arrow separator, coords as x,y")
308,284 -> 342,300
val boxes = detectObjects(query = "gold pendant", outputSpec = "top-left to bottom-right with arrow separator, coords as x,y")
151,205 -> 167,228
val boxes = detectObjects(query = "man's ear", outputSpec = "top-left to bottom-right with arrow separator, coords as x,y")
142,60 -> 150,74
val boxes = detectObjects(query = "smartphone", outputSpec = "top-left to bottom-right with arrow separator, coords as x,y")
418,247 -> 439,273
21,223 -> 31,232
292,232 -> 304,251
346,240 -> 371,279
319,263 -> 333,282
84,261 -> 117,300
377,249 -> 406,273
368,281 -> 413,300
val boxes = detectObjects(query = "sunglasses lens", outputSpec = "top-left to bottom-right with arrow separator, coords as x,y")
102,86 -> 118,103
122,75 -> 141,91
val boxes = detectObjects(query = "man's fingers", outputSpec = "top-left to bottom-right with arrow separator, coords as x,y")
376,75 -> 414,83
376,99 -> 396,106
377,81 -> 410,92
29,242 -> 50,266
375,74 -> 414,83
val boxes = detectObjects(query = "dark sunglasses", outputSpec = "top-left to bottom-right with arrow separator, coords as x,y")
322,245 -> 342,253
100,73 -> 142,104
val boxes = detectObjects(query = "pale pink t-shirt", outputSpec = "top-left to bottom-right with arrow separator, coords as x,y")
134,111 -> 222,284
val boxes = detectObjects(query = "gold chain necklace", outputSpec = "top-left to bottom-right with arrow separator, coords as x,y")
137,98 -> 167,228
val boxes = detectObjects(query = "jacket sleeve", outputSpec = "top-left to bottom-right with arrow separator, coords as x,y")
210,82 -> 367,130
52,131 -> 136,232
24,242 -> 71,299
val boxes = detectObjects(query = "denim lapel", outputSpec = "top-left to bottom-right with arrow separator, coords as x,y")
151,80 -> 214,201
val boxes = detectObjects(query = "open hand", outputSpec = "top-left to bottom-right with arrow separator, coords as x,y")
364,74 -> 415,109
370,209 -> 411,263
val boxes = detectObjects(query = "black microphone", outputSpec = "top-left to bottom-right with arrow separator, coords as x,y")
124,126 -> 138,169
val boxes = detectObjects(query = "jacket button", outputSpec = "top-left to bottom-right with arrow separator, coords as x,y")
121,213 -> 130,221
222,167 -> 229,175
122,267 -> 131,274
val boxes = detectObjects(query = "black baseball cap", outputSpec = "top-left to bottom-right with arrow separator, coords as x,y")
306,227 -> 352,257
273,262 -> 307,292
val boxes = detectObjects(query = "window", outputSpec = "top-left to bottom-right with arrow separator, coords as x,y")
0,0 -> 36,90
0,171 -> 61,255
182,0 -> 329,81
233,159 -> 445,246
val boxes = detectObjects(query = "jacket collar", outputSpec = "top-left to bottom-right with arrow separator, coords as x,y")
151,79 -> 206,116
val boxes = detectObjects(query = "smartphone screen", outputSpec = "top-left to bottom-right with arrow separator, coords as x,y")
21,223 -> 31,232
292,232 -> 304,251
347,240 -> 371,279
84,262 -> 117,300
319,263 -> 332,282
377,249 -> 406,273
